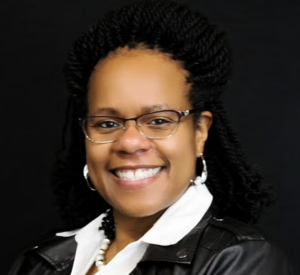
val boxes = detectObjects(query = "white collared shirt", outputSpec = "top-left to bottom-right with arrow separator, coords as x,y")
56,183 -> 213,275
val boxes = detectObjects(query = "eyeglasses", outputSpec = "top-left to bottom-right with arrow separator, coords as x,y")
79,109 -> 197,143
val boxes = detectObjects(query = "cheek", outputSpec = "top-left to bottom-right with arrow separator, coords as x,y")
157,127 -> 198,174
85,142 -> 114,202
85,142 -> 109,177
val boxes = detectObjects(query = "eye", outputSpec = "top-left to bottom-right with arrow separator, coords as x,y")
92,120 -> 120,129
149,118 -> 170,125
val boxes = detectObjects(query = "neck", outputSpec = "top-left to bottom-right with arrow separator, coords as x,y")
111,209 -> 165,252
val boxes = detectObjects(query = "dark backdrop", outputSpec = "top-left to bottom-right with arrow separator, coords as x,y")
1,0 -> 299,274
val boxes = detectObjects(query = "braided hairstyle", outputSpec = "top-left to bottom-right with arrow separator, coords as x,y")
53,0 -> 274,230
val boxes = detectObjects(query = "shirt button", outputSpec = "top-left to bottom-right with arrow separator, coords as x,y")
176,249 -> 188,258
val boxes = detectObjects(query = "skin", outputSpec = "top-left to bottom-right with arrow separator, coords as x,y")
85,47 -> 212,274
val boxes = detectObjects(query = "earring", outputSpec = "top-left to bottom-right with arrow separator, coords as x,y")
83,164 -> 97,191
190,153 -> 208,186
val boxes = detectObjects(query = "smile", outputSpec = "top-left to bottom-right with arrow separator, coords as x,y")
114,167 -> 162,181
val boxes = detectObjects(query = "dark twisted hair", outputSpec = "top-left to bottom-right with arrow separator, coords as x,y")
53,0 -> 274,231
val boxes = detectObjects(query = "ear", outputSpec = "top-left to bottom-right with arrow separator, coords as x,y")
195,111 -> 213,157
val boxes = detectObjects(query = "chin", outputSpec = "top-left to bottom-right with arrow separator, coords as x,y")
114,200 -> 167,218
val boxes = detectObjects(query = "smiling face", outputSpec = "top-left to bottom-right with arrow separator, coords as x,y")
85,47 -> 212,218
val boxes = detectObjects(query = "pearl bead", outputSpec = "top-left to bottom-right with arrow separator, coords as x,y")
102,238 -> 111,245
96,255 -> 104,261
96,261 -> 104,267
100,243 -> 109,250
98,249 -> 105,255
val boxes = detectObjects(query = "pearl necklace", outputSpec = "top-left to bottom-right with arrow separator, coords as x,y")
95,237 -> 111,271
95,209 -> 114,271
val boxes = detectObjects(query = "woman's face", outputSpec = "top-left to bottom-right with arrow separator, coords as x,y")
86,48 -> 212,218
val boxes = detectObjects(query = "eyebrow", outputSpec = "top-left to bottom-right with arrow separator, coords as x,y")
140,104 -> 170,113
93,107 -> 120,116
92,104 -> 171,116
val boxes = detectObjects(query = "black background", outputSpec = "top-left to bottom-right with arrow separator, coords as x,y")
1,0 -> 299,274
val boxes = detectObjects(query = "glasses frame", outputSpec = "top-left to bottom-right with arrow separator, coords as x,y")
79,109 -> 197,144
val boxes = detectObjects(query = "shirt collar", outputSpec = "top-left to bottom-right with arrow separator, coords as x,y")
141,183 -> 213,245
57,183 -> 212,247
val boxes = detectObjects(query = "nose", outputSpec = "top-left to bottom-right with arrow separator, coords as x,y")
113,121 -> 152,155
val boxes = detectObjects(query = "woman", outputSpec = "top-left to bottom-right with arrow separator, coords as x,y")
9,0 -> 294,274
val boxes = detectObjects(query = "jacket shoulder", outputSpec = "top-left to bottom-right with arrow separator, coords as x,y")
8,235 -> 76,275
199,216 -> 266,250
195,217 -> 295,274
209,216 -> 265,241
35,235 -> 77,268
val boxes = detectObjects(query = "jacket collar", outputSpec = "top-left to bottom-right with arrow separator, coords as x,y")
35,235 -> 77,272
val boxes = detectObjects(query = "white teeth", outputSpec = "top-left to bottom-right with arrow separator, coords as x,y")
115,168 -> 161,181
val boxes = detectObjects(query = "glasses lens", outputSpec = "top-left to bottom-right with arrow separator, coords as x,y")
83,116 -> 123,143
138,111 -> 180,138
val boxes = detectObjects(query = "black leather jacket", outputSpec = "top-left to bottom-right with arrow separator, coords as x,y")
9,213 -> 294,275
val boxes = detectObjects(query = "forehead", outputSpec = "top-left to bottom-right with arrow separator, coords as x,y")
87,48 -> 192,115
